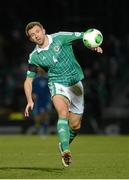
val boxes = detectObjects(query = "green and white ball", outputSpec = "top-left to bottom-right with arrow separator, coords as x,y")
83,28 -> 103,48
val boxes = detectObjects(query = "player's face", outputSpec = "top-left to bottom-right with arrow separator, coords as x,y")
28,25 -> 46,46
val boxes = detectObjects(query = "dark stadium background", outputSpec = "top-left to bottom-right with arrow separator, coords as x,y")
0,0 -> 129,135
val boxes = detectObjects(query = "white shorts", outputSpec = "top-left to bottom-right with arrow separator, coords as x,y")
48,81 -> 84,114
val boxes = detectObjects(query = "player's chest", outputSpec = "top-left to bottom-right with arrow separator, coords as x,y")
38,43 -> 62,67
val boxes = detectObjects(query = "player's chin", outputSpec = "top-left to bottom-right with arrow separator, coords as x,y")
37,40 -> 43,45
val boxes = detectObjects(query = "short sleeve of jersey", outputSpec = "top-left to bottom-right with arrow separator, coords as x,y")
26,70 -> 36,78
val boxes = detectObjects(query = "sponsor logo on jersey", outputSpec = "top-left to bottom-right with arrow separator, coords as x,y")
53,56 -> 58,63
42,56 -> 46,60
75,32 -> 81,37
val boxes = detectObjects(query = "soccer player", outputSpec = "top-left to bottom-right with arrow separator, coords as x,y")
24,21 -> 103,167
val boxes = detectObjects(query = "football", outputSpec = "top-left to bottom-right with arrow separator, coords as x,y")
83,28 -> 103,48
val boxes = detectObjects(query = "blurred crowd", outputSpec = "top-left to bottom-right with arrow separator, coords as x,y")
0,0 -> 129,134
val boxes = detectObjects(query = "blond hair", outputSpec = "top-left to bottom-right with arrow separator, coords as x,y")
25,21 -> 43,37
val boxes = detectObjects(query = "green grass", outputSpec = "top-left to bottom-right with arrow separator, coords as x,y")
0,135 -> 128,179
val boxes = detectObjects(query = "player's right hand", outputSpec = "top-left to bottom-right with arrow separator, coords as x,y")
24,102 -> 34,117
90,46 -> 103,53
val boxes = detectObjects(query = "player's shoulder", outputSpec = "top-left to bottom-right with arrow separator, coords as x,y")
28,47 -> 37,63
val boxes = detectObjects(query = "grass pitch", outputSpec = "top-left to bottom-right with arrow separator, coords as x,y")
0,134 -> 128,179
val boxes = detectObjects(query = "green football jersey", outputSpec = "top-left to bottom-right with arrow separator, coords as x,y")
27,31 -> 85,86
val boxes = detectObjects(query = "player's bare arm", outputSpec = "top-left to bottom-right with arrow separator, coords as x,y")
24,77 -> 34,117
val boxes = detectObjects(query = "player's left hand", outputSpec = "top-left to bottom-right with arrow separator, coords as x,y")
93,47 -> 103,53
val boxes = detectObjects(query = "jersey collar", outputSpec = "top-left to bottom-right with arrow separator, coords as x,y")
36,35 -> 52,52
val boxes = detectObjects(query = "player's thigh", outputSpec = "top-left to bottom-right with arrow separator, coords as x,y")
69,81 -> 84,114
52,95 -> 70,115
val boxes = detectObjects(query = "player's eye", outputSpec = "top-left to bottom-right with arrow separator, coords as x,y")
30,33 -> 35,38
36,29 -> 40,34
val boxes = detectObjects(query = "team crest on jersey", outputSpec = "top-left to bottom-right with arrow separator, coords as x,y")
53,45 -> 60,52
